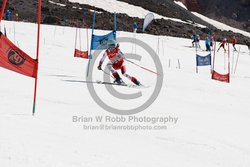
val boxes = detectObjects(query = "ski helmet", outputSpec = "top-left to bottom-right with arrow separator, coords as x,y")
107,39 -> 117,48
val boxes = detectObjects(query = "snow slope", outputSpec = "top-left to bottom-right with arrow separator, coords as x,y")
174,1 -> 188,10
69,0 -> 169,19
0,20 -> 250,167
173,0 -> 250,38
69,0 -> 250,37
49,0 -> 66,7
68,0 -> 206,27
192,12 -> 250,38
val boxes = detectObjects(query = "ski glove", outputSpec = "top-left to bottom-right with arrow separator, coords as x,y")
97,64 -> 102,70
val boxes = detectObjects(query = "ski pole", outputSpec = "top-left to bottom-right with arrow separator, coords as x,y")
234,47 -> 241,74
231,49 -> 235,74
101,69 -> 115,79
124,58 -> 160,76
178,58 -> 181,69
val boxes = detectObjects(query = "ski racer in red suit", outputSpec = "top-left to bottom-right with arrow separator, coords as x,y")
232,36 -> 237,51
217,38 -> 227,52
97,39 -> 141,85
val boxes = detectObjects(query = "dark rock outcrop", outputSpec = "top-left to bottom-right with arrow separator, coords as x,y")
175,0 -> 250,33
1,0 -> 249,44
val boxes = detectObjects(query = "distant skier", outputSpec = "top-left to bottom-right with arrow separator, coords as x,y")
5,9 -> 11,21
191,34 -> 196,47
191,34 -> 200,48
217,38 -> 227,52
246,40 -> 250,52
196,34 -> 201,48
232,36 -> 237,51
133,22 -> 138,33
209,33 -> 215,49
97,39 -> 141,86
205,36 -> 211,51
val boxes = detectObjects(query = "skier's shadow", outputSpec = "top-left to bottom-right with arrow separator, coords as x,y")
183,45 -> 194,48
47,74 -> 76,78
62,80 -> 104,85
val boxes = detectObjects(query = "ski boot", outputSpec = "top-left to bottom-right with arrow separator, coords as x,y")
113,77 -> 125,85
131,77 -> 141,86
113,72 -> 124,85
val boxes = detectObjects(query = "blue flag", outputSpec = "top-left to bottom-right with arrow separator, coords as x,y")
91,31 -> 116,50
196,54 -> 211,66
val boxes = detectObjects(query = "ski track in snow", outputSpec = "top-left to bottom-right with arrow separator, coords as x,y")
0,19 -> 250,167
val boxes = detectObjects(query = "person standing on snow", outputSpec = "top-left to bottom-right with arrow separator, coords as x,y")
5,9 -> 11,21
246,40 -> 250,53
196,34 -> 201,48
217,38 -> 227,52
133,22 -> 138,33
192,34 -> 200,48
97,39 -> 141,86
209,33 -> 215,49
205,36 -> 211,51
232,36 -> 237,51
191,34 -> 196,47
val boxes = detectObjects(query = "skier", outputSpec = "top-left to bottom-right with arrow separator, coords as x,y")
5,9 -> 11,21
209,33 -> 215,49
191,34 -> 196,47
196,34 -> 201,48
217,38 -> 227,52
232,36 -> 237,51
246,40 -> 250,52
97,39 -> 141,86
133,22 -> 138,33
205,36 -> 211,51
191,34 -> 200,48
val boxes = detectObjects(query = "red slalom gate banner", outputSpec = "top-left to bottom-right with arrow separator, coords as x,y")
0,33 -> 38,78
73,17 -> 89,59
74,49 -> 88,59
0,0 -> 41,115
212,70 -> 230,83
211,36 -> 230,83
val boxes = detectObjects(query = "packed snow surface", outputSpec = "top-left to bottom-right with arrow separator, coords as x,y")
0,19 -> 250,167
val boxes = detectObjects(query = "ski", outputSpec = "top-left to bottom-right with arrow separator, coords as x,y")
95,80 -> 148,88
96,80 -> 129,87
